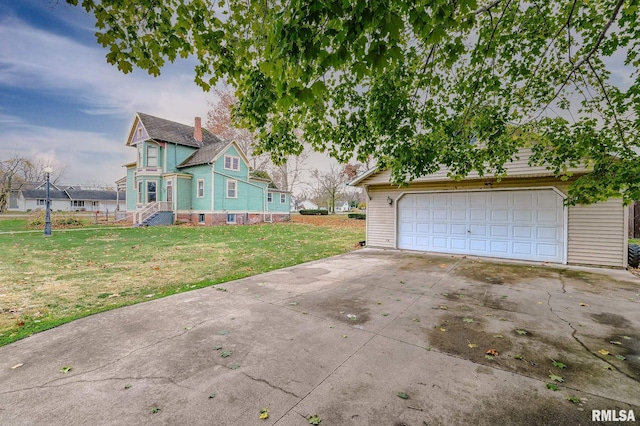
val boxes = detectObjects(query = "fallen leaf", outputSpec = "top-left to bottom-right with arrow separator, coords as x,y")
514,355 -> 523,360
439,264 -> 447,268
220,351 -> 233,358
381,312 -> 389,316
552,359 -> 567,369
60,365 -> 72,373
124,384 -> 132,389
218,330 -> 229,335
11,363 -> 23,369
485,355 -> 494,360
546,383 -> 558,391
397,392 -> 409,400
214,345 -> 223,350
463,318 -> 474,323
598,349 -> 610,356
342,335 -> 348,338
604,365 -> 614,370
579,302 -> 590,307
567,396 -> 580,403
493,334 -> 504,339
208,393 -> 216,399
259,408 -> 269,420
549,373 -> 564,382
486,349 -> 499,356
151,407 -> 160,414
439,306 -> 448,310
231,363 -> 241,370
440,328 -> 446,332
308,414 -> 322,425
621,336 -> 631,340
609,341 -> 622,345
515,329 -> 528,335
615,355 -> 626,361
468,343 -> 478,348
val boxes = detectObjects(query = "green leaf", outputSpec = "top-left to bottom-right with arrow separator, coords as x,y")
615,355 -> 626,361
60,365 -> 72,373
567,396 -> 580,403
397,392 -> 409,400
549,373 -> 564,382
552,359 -> 567,369
463,318 -> 474,323
151,407 -> 160,414
231,363 -> 241,370
514,355 -> 523,360
546,383 -> 558,391
515,329 -> 528,335
218,330 -> 229,335
221,351 -> 233,358
308,414 -> 322,425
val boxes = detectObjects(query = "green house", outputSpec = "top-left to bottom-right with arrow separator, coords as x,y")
124,112 -> 291,226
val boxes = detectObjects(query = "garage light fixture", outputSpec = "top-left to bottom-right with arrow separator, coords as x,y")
387,196 -> 393,205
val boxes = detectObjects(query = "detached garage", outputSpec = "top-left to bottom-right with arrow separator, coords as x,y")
351,150 -> 628,268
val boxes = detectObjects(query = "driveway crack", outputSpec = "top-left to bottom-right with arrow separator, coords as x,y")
241,372 -> 301,398
545,291 -> 637,382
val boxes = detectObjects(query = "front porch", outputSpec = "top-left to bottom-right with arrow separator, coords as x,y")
134,201 -> 173,226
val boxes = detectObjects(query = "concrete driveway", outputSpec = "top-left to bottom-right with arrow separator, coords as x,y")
1,249 -> 639,425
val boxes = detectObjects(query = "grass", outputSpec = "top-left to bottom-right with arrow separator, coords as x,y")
0,215 -> 365,346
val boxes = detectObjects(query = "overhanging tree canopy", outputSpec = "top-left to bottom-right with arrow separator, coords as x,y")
67,0 -> 640,204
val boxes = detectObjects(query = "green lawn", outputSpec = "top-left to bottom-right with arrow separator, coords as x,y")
0,221 -> 364,346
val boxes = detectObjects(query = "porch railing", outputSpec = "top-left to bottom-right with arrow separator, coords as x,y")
135,202 -> 172,225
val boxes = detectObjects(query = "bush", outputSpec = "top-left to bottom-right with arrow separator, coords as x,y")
299,209 -> 329,215
357,202 -> 366,210
347,213 -> 366,220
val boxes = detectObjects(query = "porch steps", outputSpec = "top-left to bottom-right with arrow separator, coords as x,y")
141,211 -> 174,227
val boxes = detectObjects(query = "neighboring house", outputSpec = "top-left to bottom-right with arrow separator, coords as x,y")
14,188 -> 125,212
123,112 -> 290,226
335,201 -> 351,212
350,149 -> 628,268
297,200 -> 318,211
17,189 -> 70,212
66,189 -> 124,212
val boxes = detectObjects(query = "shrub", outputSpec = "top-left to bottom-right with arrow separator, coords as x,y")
299,209 -> 329,215
357,202 -> 366,210
347,213 -> 366,220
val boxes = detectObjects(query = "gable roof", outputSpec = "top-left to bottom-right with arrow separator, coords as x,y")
134,112 -> 223,148
177,142 -> 228,168
20,189 -> 69,200
65,190 -> 118,201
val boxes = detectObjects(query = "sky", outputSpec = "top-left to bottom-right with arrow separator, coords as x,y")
0,0 -> 332,190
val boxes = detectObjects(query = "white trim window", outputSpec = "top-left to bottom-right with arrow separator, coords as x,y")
147,181 -> 157,202
280,193 -> 286,204
224,155 -> 240,171
72,200 -> 85,207
226,213 -> 236,224
227,179 -> 237,198
147,145 -> 158,167
37,199 -> 45,206
267,192 -> 273,203
196,179 -> 205,198
137,181 -> 143,203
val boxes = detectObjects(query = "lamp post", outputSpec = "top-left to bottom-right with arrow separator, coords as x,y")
44,167 -> 52,237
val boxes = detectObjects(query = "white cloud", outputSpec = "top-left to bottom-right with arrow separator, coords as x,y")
0,17 -> 213,123
0,120 -> 131,185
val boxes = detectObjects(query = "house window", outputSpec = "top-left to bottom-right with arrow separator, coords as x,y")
226,213 -> 236,224
198,213 -> 205,224
137,147 -> 142,167
137,181 -> 143,203
224,155 -> 240,171
72,200 -> 85,207
147,181 -> 157,202
147,145 -> 158,167
226,179 -> 237,198
92,201 -> 99,208
280,194 -> 286,204
197,179 -> 205,198
37,199 -> 45,206
267,192 -> 273,203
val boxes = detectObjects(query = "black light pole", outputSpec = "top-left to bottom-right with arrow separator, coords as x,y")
44,167 -> 52,237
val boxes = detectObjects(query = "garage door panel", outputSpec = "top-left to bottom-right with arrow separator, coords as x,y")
398,190 -> 564,263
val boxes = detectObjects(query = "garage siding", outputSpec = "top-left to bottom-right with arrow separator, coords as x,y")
567,198 -> 627,267
363,149 -> 579,186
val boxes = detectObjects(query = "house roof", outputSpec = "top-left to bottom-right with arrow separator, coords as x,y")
65,190 -> 118,201
20,189 -> 69,200
177,142 -> 228,168
136,112 -> 223,148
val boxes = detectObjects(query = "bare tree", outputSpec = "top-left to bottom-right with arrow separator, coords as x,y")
206,88 -> 271,171
311,164 -> 350,214
269,149 -> 310,193
0,155 -> 68,212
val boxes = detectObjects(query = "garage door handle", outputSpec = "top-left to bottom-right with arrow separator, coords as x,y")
467,230 -> 471,233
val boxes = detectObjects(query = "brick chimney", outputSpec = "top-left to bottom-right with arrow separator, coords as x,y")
194,116 -> 203,143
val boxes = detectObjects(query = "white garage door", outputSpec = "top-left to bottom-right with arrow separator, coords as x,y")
397,190 -> 565,263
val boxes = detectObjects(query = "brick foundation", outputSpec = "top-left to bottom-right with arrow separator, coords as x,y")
175,212 -> 290,226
